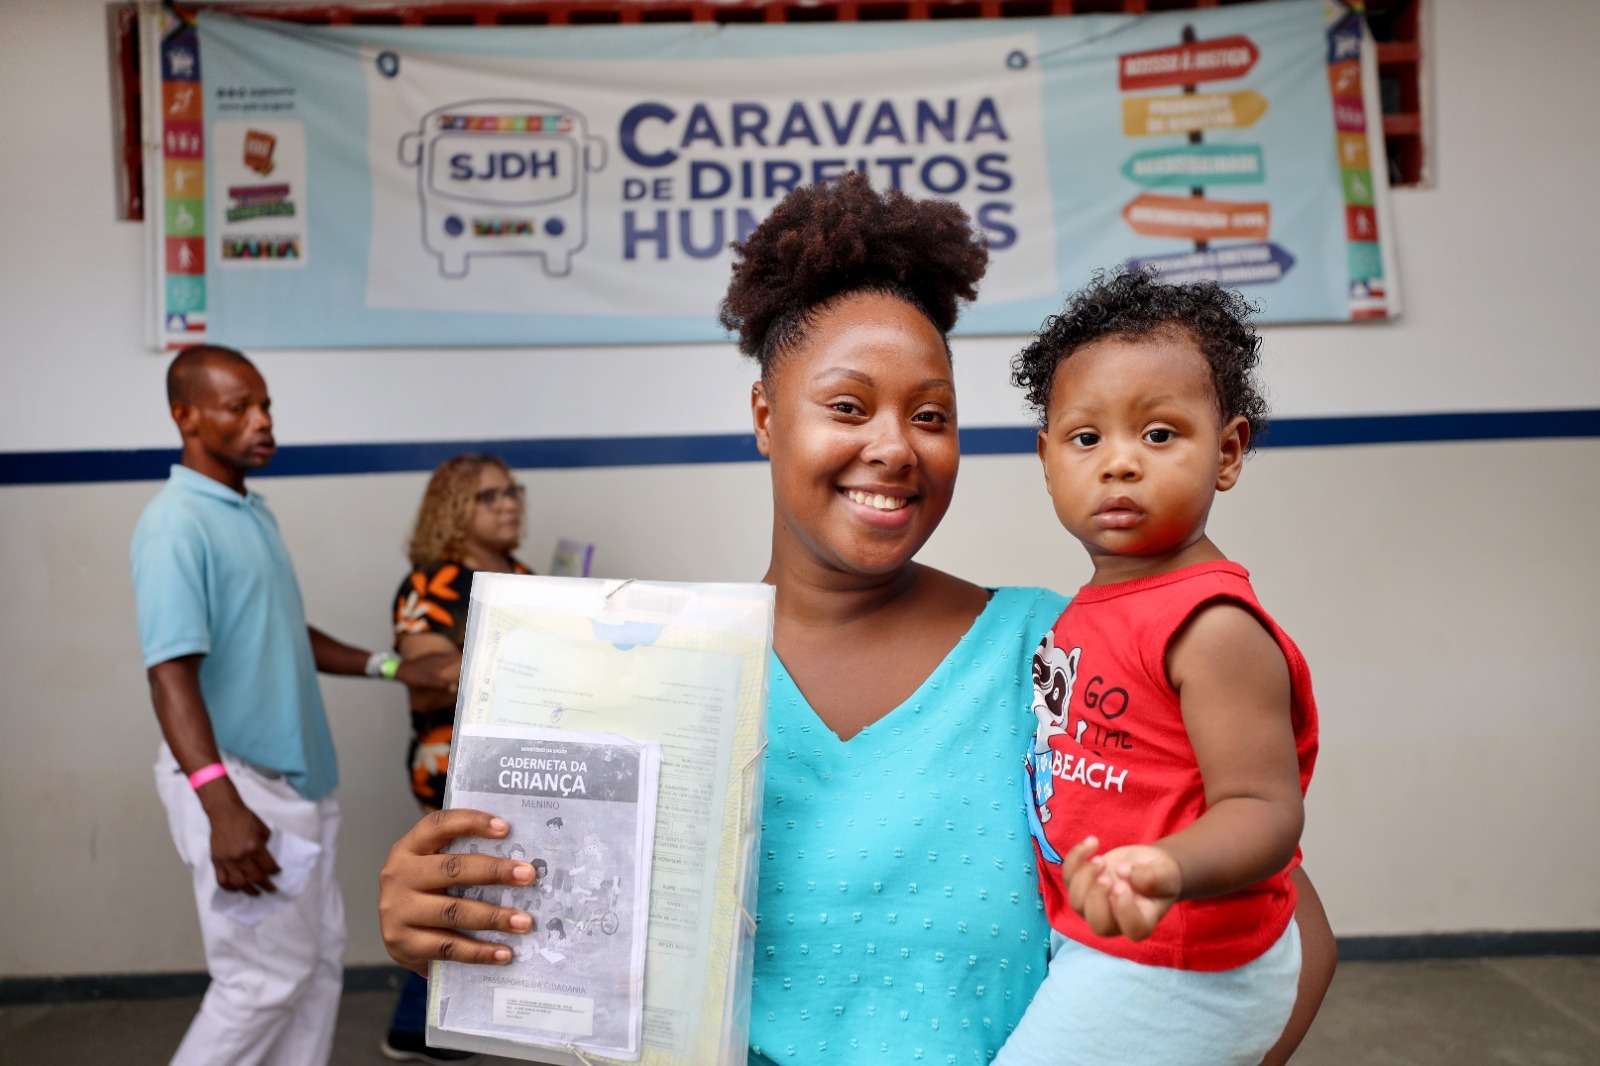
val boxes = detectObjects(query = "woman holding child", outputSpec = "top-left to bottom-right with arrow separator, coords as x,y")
376,174 -> 1334,1063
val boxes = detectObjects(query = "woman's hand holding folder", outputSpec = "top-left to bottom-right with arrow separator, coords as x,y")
378,808 -> 536,975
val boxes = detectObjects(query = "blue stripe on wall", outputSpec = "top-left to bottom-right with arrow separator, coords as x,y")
2,930 -> 1597,1003
958,408 -> 1600,454
3,409 -> 1597,486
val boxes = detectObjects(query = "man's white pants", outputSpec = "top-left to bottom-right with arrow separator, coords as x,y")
155,745 -> 346,1066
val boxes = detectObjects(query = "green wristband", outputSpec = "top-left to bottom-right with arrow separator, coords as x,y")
380,654 -> 401,680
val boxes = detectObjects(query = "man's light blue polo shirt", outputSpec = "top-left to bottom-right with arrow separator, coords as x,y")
131,464 -> 337,800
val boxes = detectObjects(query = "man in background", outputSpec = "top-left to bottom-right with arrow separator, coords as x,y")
131,345 -> 459,1066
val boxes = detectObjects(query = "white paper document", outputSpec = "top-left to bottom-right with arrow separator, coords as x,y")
487,630 -> 743,1055
208,824 -> 320,927
429,575 -> 772,1066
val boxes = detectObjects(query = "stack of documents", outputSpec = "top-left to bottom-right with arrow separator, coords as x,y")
429,575 -> 773,1065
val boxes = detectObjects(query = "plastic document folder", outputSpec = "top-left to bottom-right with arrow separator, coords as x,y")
429,574 -> 774,1065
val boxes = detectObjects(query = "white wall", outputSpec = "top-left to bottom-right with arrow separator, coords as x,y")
2,0 -> 1598,979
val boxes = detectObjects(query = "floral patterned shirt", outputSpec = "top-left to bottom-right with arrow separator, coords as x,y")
391,557 -> 529,806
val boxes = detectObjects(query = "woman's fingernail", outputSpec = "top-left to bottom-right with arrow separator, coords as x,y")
513,863 -> 535,883
493,947 -> 511,963
510,912 -> 532,932
488,818 -> 509,834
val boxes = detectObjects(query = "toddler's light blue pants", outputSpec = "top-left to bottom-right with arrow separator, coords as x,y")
993,918 -> 1301,1066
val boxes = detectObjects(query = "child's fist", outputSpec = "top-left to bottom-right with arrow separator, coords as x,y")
1061,839 -> 1181,942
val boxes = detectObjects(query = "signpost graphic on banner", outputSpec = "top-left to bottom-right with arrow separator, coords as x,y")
1120,144 -> 1266,189
1122,194 -> 1270,242
1117,34 -> 1259,92
1116,21 -> 1292,291
1120,90 -> 1268,138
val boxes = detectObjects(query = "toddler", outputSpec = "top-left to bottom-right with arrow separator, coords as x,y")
997,271 -> 1318,1066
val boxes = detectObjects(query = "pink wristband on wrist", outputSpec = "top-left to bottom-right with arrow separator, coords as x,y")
188,762 -> 229,790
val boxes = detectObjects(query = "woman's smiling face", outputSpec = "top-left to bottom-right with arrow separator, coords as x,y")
753,290 -> 960,582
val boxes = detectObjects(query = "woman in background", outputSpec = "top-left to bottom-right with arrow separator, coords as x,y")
383,453 -> 530,1064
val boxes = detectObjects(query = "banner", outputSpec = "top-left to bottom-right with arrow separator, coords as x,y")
145,0 -> 1394,349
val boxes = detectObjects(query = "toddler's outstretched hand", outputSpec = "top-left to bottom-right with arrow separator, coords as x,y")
1062,837 -> 1182,942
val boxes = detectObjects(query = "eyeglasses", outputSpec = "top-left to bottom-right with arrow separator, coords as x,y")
475,483 -> 525,507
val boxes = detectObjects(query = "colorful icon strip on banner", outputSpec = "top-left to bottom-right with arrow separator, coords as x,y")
161,12 -> 207,345
1328,4 -> 1385,319
1118,24 -> 1291,290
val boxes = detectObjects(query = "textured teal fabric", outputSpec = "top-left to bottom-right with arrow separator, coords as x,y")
750,586 -> 1069,1065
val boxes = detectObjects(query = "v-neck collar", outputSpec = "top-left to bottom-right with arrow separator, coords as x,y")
773,588 -> 1004,745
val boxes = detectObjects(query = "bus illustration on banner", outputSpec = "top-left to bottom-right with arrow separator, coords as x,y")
399,99 -> 607,279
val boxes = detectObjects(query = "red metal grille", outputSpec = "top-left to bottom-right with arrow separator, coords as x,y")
113,0 -> 1426,220
1366,0 -> 1425,187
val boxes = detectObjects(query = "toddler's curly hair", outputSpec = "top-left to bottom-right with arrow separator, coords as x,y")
1011,269 -> 1270,450
718,172 -> 989,377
